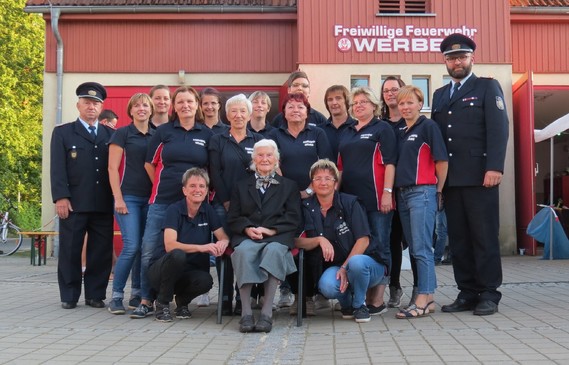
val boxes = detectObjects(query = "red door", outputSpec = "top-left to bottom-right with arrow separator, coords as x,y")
513,72 -> 536,255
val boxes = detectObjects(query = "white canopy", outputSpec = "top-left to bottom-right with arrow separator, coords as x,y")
534,113 -> 569,143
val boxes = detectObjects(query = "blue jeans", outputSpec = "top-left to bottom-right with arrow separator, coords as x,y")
397,185 -> 437,294
318,255 -> 385,309
140,203 -> 169,300
433,209 -> 448,262
367,210 -> 393,285
112,195 -> 148,299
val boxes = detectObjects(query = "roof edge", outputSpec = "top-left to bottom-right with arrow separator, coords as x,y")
511,6 -> 569,14
23,5 -> 297,14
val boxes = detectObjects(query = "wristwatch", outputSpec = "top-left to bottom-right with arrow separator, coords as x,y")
305,187 -> 314,196
383,187 -> 393,193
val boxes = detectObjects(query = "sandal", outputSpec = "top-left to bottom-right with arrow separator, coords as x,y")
427,300 -> 436,313
396,303 -> 430,319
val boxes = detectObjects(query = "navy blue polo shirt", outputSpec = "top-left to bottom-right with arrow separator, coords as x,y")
208,120 -> 229,135
394,116 -> 448,188
338,118 -> 397,212
208,129 -> 263,203
321,116 -> 356,160
247,122 -> 274,137
150,199 -> 222,271
267,124 -> 334,190
108,123 -> 154,197
271,108 -> 328,128
146,120 -> 214,204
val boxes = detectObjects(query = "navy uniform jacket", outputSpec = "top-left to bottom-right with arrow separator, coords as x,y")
50,119 -> 114,213
431,74 -> 509,187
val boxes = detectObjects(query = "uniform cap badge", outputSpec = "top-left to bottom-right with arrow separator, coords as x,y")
496,96 -> 505,111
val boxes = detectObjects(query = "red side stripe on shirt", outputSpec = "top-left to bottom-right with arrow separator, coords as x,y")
416,143 -> 437,185
149,143 -> 164,204
372,143 -> 386,211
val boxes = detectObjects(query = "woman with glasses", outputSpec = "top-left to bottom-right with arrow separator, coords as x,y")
295,160 -> 387,323
337,87 -> 397,317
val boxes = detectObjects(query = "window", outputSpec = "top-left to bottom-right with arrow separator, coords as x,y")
351,76 -> 369,89
378,0 -> 429,14
412,76 -> 430,110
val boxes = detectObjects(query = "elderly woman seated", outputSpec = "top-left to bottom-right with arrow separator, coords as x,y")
227,139 -> 301,333
295,159 -> 388,323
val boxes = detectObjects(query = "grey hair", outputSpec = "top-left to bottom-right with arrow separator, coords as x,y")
181,167 -> 210,187
225,93 -> 252,115
251,139 -> 280,171
350,86 -> 381,117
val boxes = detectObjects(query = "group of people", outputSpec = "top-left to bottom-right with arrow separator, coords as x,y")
50,33 -> 509,333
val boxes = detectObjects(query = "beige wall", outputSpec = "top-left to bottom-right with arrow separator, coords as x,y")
302,63 -> 517,255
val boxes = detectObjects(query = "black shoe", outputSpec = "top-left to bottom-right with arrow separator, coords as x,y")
61,302 -> 77,309
434,260 -> 442,266
222,301 -> 233,316
473,300 -> 498,316
85,299 -> 105,308
441,298 -> 476,313
254,314 -> 273,332
441,258 -> 452,265
239,315 -> 255,333
233,300 -> 242,316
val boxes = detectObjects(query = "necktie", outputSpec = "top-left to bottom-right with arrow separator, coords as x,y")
88,125 -> 96,141
450,82 -> 460,99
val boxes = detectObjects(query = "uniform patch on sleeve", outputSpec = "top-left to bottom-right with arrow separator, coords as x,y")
496,96 -> 505,110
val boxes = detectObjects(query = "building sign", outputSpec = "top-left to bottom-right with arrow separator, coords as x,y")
334,25 -> 478,53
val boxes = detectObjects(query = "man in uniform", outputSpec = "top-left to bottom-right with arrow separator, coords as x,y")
431,33 -> 509,316
51,82 -> 115,309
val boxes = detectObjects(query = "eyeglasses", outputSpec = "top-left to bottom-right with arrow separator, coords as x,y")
291,83 -> 310,88
445,54 -> 470,63
383,88 -> 400,95
350,100 -> 371,107
312,177 -> 336,183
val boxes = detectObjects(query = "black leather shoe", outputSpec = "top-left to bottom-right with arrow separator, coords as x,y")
85,299 -> 105,308
61,302 -> 77,309
473,300 -> 498,316
441,298 -> 476,313
233,300 -> 242,316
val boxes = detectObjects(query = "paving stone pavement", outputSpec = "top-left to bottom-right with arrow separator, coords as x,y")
1,254 -> 569,364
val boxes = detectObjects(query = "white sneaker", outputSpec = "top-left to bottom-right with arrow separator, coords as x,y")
278,287 -> 294,308
313,294 -> 331,310
334,301 -> 342,311
196,293 -> 210,307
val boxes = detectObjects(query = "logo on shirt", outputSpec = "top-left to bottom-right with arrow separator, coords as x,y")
337,222 -> 350,236
198,223 -> 209,227
407,134 -> 418,141
360,133 -> 373,140
303,140 -> 316,147
245,147 -> 254,155
193,139 -> 206,146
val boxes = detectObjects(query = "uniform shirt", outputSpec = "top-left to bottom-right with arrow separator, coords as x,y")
302,192 -> 372,267
338,118 -> 397,212
108,123 -> 154,197
394,115 -> 448,188
321,116 -> 356,160
146,120 -> 213,204
50,119 -> 114,213
267,124 -> 334,190
207,120 -> 229,135
208,129 -> 263,204
431,73 -> 509,187
271,108 -> 328,128
150,199 -> 222,271
247,122 -> 274,137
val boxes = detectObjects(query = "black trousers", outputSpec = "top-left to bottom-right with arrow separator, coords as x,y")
58,211 -> 113,303
389,211 -> 404,289
444,186 -> 503,304
148,249 -> 213,305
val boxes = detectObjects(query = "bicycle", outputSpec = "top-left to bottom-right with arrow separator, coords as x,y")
1,209 -> 23,256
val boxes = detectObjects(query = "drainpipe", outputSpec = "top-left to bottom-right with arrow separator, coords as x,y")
50,6 -> 63,257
